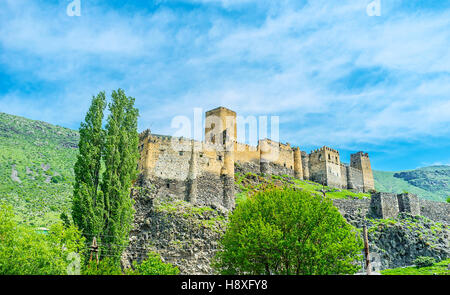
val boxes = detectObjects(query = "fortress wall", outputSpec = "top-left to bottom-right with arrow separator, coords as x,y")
309,150 -> 327,185
340,165 -> 348,189
351,152 -> 375,192
234,142 -> 260,164
346,166 -> 364,192
151,138 -> 195,181
293,148 -> 303,179
326,162 -> 346,189
419,199 -> 450,224
333,198 -> 371,218
301,151 -> 310,180
370,192 -> 400,219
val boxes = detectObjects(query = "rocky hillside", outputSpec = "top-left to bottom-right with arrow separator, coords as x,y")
0,112 -> 78,226
373,166 -> 450,202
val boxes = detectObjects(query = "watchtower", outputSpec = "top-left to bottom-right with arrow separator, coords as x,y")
204,107 -> 237,147
350,152 -> 375,192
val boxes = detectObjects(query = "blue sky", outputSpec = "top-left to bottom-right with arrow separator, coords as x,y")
1,0 -> 450,171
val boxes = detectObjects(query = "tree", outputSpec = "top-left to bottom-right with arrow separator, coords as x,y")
71,89 -> 139,262
72,92 -> 107,240
213,187 -> 363,275
101,89 -> 140,260
0,204 -> 85,275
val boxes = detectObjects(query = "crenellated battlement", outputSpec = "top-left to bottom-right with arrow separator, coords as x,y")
138,107 -> 375,208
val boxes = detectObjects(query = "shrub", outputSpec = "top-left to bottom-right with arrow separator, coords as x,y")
127,252 -> 180,275
82,257 -> 123,275
0,203 -> 85,275
414,256 -> 436,268
213,187 -> 363,275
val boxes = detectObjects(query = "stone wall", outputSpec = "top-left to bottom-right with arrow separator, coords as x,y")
326,162 -> 346,189
346,165 -> 364,192
370,192 -> 400,219
419,199 -> 450,224
301,151 -> 310,180
397,193 -> 421,216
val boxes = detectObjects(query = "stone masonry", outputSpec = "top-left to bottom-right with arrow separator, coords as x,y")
138,107 -> 376,209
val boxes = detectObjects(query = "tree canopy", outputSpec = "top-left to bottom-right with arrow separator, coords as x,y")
214,187 -> 363,275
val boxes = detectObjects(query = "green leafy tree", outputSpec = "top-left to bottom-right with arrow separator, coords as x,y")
213,187 -> 363,275
101,89 -> 140,260
72,92 -> 107,240
0,204 -> 85,275
127,252 -> 180,275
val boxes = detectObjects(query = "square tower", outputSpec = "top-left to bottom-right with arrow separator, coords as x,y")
350,151 -> 375,192
205,107 -> 237,146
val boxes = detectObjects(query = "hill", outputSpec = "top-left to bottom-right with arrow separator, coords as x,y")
373,166 -> 450,202
0,112 -> 79,226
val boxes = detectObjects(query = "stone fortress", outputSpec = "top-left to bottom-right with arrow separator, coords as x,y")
129,106 -> 449,274
138,106 -> 375,210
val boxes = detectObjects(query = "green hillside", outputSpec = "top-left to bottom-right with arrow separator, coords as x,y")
0,112 -> 79,227
373,166 -> 450,202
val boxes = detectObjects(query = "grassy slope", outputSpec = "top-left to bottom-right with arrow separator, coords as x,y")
235,172 -> 370,205
0,112 -> 79,227
373,168 -> 448,202
381,258 -> 450,275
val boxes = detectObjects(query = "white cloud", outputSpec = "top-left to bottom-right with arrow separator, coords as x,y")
0,0 -> 449,153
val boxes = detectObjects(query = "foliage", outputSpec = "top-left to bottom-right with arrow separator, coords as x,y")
413,256 -> 437,268
127,252 -> 180,275
234,173 -> 370,206
381,258 -> 450,275
72,92 -> 107,241
447,196 -> 450,203
0,204 -> 85,275
82,257 -> 123,275
100,89 -> 140,261
213,187 -> 363,275
70,89 -> 139,262
0,112 -> 79,226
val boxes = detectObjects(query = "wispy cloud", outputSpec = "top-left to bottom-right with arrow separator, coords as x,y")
0,0 -> 449,169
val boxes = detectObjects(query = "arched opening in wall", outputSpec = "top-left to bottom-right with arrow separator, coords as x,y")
328,154 -> 331,160
284,163 -> 286,167
179,151 -> 184,156
335,156 -> 338,162
319,154 -> 322,161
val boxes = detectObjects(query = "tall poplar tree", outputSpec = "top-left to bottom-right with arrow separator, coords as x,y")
101,89 -> 140,259
72,92 -> 107,239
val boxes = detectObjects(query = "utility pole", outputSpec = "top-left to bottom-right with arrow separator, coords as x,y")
363,222 -> 371,275
89,237 -> 99,266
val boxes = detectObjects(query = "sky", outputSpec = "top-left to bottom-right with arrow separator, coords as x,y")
0,0 -> 450,171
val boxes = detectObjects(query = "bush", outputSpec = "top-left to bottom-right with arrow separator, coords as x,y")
127,252 -> 180,275
0,203 -> 85,275
447,197 -> 450,203
213,187 -> 363,275
82,258 -> 123,275
414,256 -> 436,268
